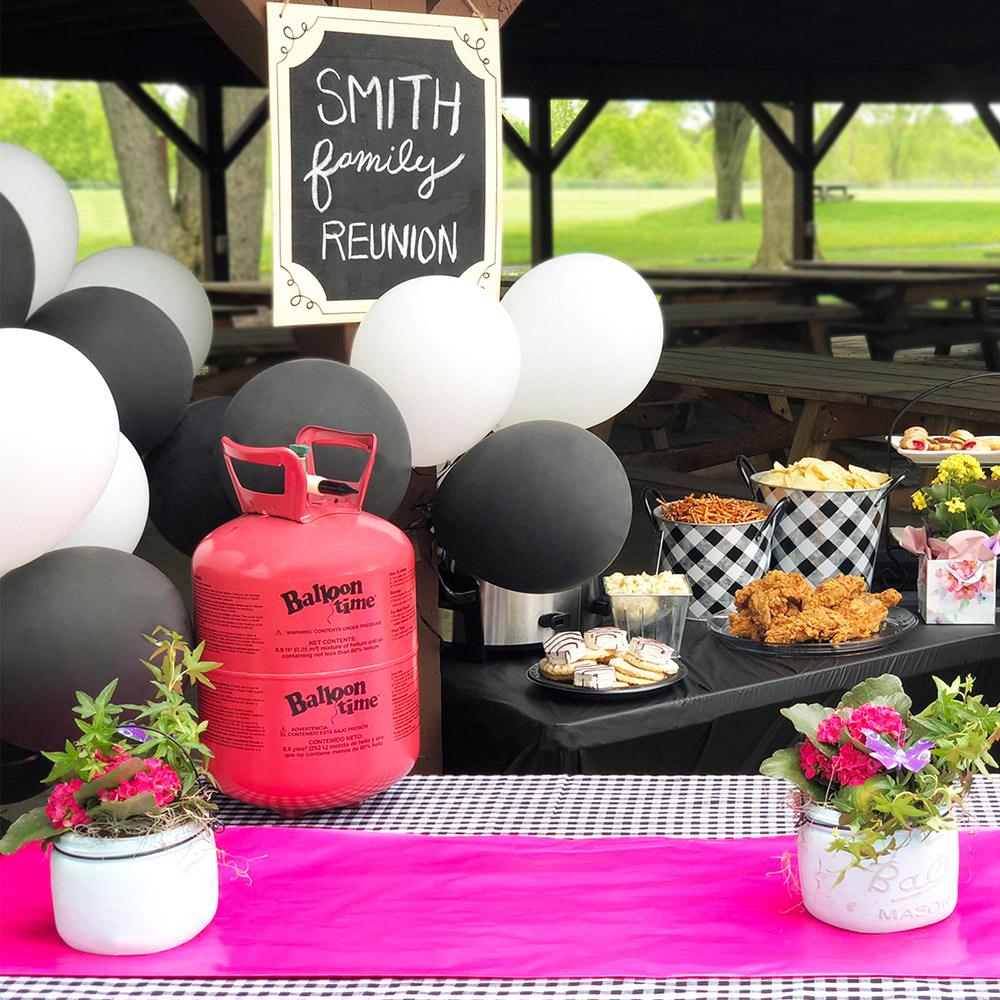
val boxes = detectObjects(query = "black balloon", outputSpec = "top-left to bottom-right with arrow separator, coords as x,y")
432,421 -> 633,594
28,286 -> 192,454
222,358 -> 412,519
0,547 -> 192,751
0,195 -> 35,327
144,396 -> 239,556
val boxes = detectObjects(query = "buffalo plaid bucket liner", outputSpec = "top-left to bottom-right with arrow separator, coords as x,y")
738,456 -> 905,588
644,489 -> 790,619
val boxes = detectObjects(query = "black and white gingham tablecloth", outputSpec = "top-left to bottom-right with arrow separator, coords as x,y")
3,774 -> 998,1000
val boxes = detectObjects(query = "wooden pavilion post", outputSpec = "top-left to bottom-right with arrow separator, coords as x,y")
195,83 -> 230,281
792,101 -> 815,261
502,98 -> 607,265
528,96 -> 554,262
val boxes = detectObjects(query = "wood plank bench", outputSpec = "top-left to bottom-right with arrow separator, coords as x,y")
621,346 -> 1000,479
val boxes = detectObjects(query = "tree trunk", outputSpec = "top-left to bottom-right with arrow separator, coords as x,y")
98,83 -> 199,270
175,91 -> 203,275
223,88 -> 267,282
102,85 -> 266,280
713,102 -> 754,222
754,103 -> 794,269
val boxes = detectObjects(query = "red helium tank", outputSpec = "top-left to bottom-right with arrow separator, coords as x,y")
192,427 -> 419,816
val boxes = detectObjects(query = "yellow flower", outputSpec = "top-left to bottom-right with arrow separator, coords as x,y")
945,498 -> 967,514
932,454 -> 985,486
992,465 -> 1000,481
911,491 -> 928,511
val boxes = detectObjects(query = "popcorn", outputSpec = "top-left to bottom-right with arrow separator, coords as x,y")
603,571 -> 690,596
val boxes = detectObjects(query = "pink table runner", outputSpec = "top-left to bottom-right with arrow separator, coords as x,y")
2,826 -> 998,979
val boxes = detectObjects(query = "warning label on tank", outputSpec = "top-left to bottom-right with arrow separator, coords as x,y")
391,664 -> 420,742
193,578 -> 265,655
198,679 -> 266,752
388,566 -> 416,641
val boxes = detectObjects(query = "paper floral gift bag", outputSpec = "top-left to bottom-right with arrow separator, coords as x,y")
902,455 -> 1000,625
917,546 -> 996,625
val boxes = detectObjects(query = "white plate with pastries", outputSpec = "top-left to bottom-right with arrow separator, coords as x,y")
892,434 -> 1000,465
891,426 -> 1000,466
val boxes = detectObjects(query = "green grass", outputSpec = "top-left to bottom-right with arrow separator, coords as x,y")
71,186 -> 1000,275
504,191 -> 1000,269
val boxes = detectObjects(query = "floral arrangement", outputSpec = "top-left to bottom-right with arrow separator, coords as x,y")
0,628 -> 220,854
909,455 -> 1000,539
901,455 -> 999,623
760,673 -> 1000,868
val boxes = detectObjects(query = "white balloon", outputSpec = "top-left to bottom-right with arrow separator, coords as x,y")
497,253 -> 664,429
352,276 -> 521,467
63,246 -> 214,375
50,434 -> 149,554
0,329 -> 120,574
0,143 -> 79,316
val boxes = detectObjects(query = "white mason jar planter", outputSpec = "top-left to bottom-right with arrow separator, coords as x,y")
797,803 -> 958,933
51,821 -> 219,954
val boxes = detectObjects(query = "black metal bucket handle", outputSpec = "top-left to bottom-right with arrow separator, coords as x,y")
642,486 -> 665,528
736,454 -> 758,494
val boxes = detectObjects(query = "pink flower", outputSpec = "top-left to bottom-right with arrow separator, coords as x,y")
95,749 -> 134,773
98,757 -> 181,808
846,703 -> 904,743
815,713 -> 845,744
46,780 -> 92,829
831,744 -> 883,785
800,740 -> 835,780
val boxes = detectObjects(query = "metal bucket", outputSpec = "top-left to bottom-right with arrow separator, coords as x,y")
643,488 -> 789,619
738,456 -> 905,588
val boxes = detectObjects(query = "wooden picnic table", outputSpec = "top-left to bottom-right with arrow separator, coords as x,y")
202,280 -> 272,307
658,300 -> 860,353
792,260 -> 1000,281
643,276 -> 796,304
813,182 -> 853,201
639,267 -> 995,362
623,346 -> 1000,479
639,267 -> 990,314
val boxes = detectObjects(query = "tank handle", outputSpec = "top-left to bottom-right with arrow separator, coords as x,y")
221,428 -> 378,522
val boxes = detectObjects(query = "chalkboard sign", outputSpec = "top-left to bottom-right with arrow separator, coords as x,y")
267,4 -> 502,326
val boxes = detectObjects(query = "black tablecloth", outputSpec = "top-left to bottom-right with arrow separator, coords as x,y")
441,602 -> 1000,774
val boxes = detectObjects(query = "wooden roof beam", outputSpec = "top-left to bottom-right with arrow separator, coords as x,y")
187,0 -> 521,86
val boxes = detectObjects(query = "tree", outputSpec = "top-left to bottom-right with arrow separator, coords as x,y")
865,104 -> 932,181
99,84 -> 267,279
99,83 -> 199,269
754,103 -> 794,269
0,81 -> 49,165
712,102 -> 755,221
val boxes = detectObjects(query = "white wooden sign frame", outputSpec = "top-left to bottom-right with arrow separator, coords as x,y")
267,3 -> 502,326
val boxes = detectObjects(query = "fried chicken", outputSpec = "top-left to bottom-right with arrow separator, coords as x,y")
728,571 -> 901,644
827,594 -> 892,642
764,606 -> 844,643
732,571 -> 815,638
807,574 -> 867,609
